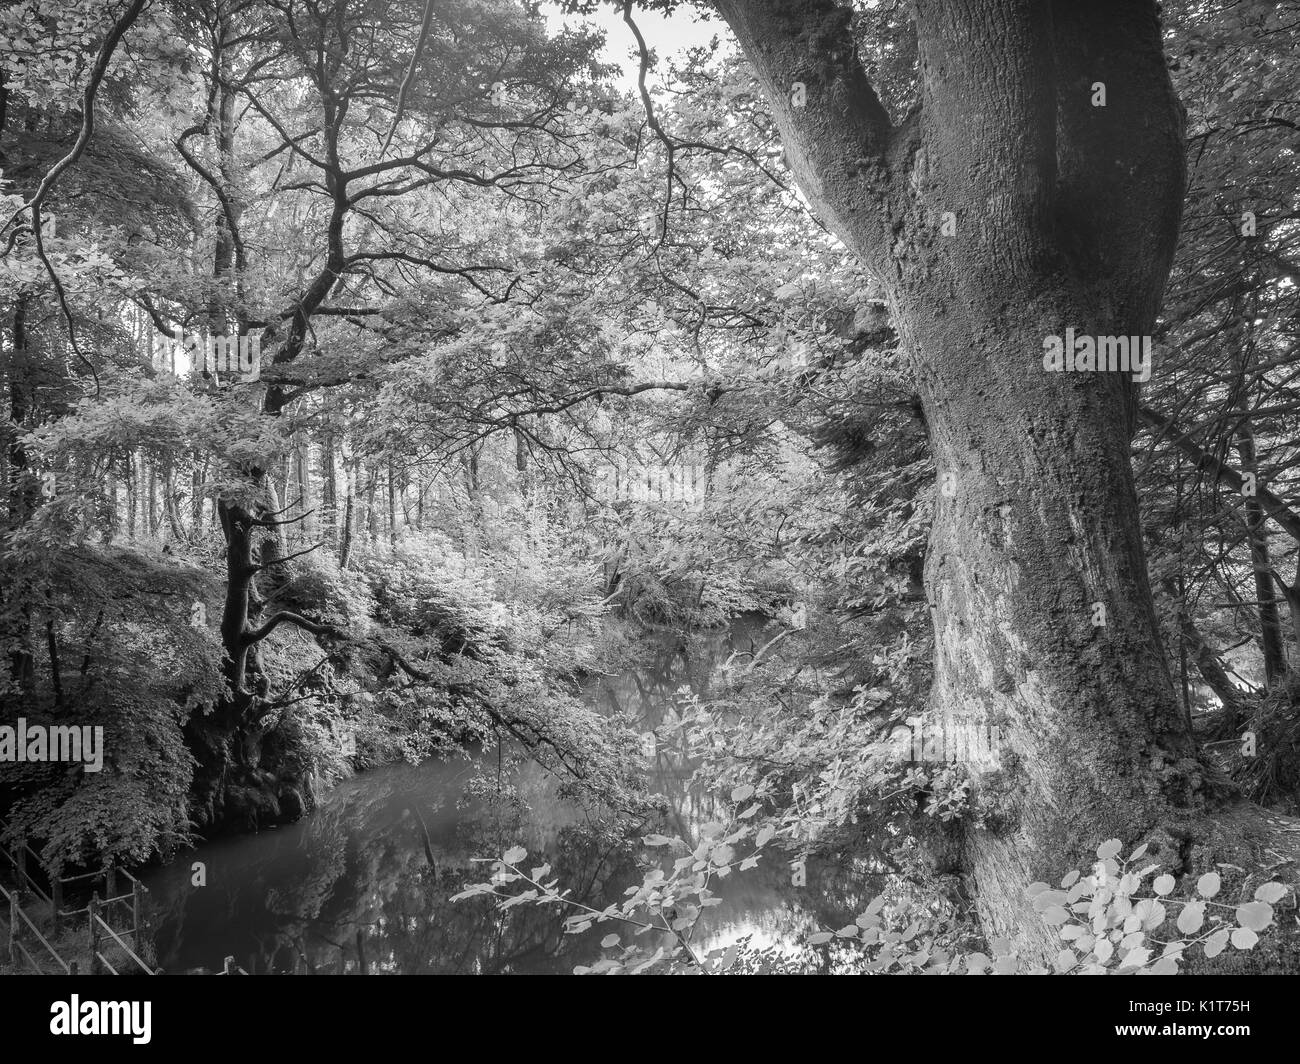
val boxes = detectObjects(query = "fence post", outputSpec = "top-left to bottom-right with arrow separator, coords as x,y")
105,866 -> 117,911
51,875 -> 63,935
15,843 -> 26,893
131,879 -> 142,941
88,892 -> 102,975
337,946 -> 346,974
223,956 -> 235,975
9,889 -> 20,971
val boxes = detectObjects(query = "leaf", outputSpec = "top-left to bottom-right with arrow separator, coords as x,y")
600,934 -> 620,948
1235,901 -> 1274,932
643,834 -> 672,847
1129,843 -> 1150,862
1203,929 -> 1230,958
808,932 -> 834,945
1041,905 -> 1070,926
835,924 -> 860,938
1096,839 -> 1123,860
1254,882 -> 1288,904
1231,927 -> 1259,950
1055,949 -> 1076,972
1147,956 -> 1179,975
502,845 -> 527,865
1134,899 -> 1166,931
1153,874 -> 1176,896
1196,871 -> 1221,899
1061,869 -> 1081,888
755,825 -> 776,847
1177,900 -> 1205,935
731,784 -> 755,803
738,803 -> 762,819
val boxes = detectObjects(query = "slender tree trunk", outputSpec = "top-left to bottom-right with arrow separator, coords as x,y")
295,434 -> 315,541
4,294 -> 35,687
339,456 -> 356,570
387,462 -> 398,548
321,432 -> 337,547
1236,418 -> 1286,683
126,451 -> 138,538
192,454 -> 206,531
105,468 -> 119,538
6,294 -> 33,525
146,457 -> 160,538
163,453 -> 185,542
363,465 -> 378,546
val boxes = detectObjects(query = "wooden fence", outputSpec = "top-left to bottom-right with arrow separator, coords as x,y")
0,816 -> 156,975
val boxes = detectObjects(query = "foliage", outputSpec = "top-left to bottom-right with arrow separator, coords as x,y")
458,824 -> 1291,975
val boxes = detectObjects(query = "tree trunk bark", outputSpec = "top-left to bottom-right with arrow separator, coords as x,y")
715,0 -> 1300,968
295,434 -> 315,542
1236,418 -> 1286,682
321,431 -> 337,547
387,460 -> 397,549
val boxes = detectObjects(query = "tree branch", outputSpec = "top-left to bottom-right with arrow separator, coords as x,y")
711,0 -> 893,258
1139,405 -> 1300,543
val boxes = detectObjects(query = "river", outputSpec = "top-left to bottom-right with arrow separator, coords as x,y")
141,617 -> 871,973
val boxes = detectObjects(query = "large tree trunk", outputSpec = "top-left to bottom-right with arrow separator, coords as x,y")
717,0 -> 1300,968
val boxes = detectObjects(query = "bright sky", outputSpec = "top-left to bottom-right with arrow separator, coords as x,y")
540,2 -> 730,89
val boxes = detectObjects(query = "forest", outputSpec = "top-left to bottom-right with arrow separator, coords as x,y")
0,0 -> 1298,981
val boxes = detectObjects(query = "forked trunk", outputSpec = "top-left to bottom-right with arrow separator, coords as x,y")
715,0 -> 1300,968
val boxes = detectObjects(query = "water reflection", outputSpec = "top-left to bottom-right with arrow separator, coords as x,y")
143,618 -> 872,974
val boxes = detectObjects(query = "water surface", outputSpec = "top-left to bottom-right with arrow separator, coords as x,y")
143,619 -> 870,973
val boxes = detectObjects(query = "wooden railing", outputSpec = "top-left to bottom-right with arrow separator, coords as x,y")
89,896 -> 155,975
2,880 -> 72,973
1,817 -> 155,975
3,819 -> 261,976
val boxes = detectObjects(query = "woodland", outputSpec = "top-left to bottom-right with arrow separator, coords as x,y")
1,0 -> 1299,975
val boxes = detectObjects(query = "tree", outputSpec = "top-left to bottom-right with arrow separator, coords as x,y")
704,0 -> 1298,965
